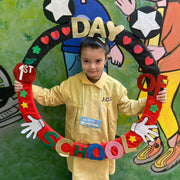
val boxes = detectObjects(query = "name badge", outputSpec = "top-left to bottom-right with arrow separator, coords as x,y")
79,116 -> 101,129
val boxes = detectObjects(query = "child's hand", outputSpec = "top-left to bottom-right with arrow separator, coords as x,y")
14,80 -> 23,93
156,88 -> 167,103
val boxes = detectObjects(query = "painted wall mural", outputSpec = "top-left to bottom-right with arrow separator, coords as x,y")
0,0 -> 179,179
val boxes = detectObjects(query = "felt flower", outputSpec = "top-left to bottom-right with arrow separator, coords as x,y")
20,90 -> 27,98
150,105 -> 158,113
32,45 -> 41,54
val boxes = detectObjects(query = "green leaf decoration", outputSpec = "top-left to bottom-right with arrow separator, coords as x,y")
24,58 -> 37,65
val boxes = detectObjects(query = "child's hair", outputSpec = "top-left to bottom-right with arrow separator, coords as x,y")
80,36 -> 110,56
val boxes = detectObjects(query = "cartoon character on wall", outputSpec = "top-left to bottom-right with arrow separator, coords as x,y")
0,65 -> 22,128
43,0 -> 124,77
115,0 -> 180,173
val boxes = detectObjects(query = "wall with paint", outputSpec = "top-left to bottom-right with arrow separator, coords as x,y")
0,0 -> 180,179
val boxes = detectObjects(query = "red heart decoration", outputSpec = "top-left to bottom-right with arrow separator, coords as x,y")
62,27 -> 71,36
40,36 -> 49,45
123,36 -> 132,45
134,45 -> 143,54
145,57 -> 154,66
51,30 -> 60,40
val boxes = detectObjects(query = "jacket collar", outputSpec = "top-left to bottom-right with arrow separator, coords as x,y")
78,71 -> 107,89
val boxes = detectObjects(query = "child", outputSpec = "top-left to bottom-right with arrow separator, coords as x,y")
15,37 -> 166,180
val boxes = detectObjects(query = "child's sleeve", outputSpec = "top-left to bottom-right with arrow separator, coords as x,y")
117,86 -> 147,116
32,81 -> 65,106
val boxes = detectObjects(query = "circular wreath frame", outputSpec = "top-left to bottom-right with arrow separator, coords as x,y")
14,19 -> 166,160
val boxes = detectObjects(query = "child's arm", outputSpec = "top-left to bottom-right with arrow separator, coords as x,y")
118,87 -> 167,116
32,84 -> 65,106
118,89 -> 147,116
14,80 -> 65,106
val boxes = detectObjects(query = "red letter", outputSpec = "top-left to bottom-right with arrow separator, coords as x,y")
137,73 -> 156,92
154,75 -> 167,96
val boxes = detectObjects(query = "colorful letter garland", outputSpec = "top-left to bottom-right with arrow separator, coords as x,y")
14,17 -> 167,160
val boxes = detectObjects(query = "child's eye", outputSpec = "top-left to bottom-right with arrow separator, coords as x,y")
83,60 -> 89,63
96,59 -> 102,63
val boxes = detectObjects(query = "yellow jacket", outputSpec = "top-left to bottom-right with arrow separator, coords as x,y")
33,71 -> 146,180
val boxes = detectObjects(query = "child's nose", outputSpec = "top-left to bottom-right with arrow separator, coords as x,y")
90,63 -> 96,69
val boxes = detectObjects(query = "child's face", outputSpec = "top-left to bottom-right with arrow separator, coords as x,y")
80,47 -> 107,82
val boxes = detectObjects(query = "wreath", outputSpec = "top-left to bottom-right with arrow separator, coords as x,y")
13,17 -> 167,161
